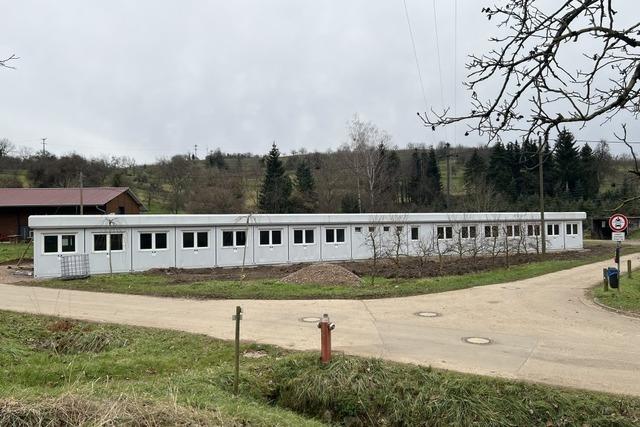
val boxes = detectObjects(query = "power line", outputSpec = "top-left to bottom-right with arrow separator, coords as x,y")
430,0 -> 446,114
402,0 -> 428,112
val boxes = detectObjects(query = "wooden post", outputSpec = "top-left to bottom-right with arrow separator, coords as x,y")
603,268 -> 608,291
628,259 -> 632,279
233,306 -> 242,395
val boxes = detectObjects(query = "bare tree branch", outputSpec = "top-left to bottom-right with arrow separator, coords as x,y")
419,1 -> 639,148
0,54 -> 18,69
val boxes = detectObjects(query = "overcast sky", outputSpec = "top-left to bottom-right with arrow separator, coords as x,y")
1,1 -> 638,163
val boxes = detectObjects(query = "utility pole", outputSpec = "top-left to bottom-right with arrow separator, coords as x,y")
79,171 -> 84,215
41,138 -> 47,156
538,136 -> 547,255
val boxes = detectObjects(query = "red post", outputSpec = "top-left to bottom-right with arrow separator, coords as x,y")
318,313 -> 335,364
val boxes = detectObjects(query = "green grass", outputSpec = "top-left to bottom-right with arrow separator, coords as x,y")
628,228 -> 640,240
594,272 -> 640,315
1,310 -> 639,426
28,248 -> 639,300
0,242 -> 31,263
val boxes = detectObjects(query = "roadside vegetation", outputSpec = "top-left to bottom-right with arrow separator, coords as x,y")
2,310 -> 639,426
23,243 -> 637,300
0,242 -> 31,264
594,273 -> 640,316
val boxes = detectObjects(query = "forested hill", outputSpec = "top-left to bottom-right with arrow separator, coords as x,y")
0,128 -> 638,225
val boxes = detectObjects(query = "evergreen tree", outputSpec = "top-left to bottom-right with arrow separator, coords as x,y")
486,141 -> 512,195
579,144 -> 599,198
377,148 -> 401,209
340,193 -> 360,213
520,139 -> 539,196
425,148 -> 442,202
258,143 -> 292,213
463,148 -> 486,190
408,149 -> 426,206
505,141 -> 524,200
554,128 -> 580,195
293,160 -> 318,212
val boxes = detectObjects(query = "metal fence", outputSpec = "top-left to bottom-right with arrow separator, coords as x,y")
60,254 -> 90,280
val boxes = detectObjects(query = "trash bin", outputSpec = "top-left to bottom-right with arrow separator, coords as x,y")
607,267 -> 619,289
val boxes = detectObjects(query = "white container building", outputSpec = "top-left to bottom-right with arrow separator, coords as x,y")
28,212 -> 587,278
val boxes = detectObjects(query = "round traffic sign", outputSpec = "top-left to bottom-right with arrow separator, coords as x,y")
609,214 -> 628,232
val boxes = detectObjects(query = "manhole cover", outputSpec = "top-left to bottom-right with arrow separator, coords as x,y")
416,311 -> 441,318
300,317 -> 321,323
463,337 -> 492,345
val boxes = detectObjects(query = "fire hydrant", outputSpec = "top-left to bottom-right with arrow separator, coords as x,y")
317,313 -> 336,364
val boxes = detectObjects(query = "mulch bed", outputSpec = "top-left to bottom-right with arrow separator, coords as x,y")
144,244 -> 616,285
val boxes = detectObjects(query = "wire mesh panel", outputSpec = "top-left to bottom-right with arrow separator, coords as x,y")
60,254 -> 90,280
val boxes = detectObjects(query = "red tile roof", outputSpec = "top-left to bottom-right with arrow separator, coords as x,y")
0,187 -> 141,207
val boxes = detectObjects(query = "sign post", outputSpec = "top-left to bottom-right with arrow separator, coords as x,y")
609,214 -> 628,275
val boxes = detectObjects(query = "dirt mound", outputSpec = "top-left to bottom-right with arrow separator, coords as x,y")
281,263 -> 361,286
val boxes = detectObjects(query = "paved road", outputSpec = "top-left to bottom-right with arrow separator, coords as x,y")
1,253 -> 640,396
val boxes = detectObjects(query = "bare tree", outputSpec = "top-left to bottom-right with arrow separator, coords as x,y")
158,155 -> 195,214
363,223 -> 383,285
0,138 -> 15,158
415,237 -> 436,275
421,1 -> 639,147
342,115 -> 391,213
612,124 -> 640,209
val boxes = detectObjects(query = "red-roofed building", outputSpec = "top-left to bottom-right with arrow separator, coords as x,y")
0,187 -> 144,240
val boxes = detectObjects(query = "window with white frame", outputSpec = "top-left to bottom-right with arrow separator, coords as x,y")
43,234 -> 77,254
93,233 -> 124,252
293,229 -> 315,244
368,226 -> 376,233
506,225 -> 521,238
527,224 -> 541,236
325,228 -> 345,243
354,227 -> 362,233
383,226 -> 390,232
547,224 -> 560,236
411,227 -> 419,240
259,229 -> 282,246
566,223 -> 579,235
437,226 -> 453,240
139,232 -> 167,250
484,225 -> 499,238
461,225 -> 477,239
183,231 -> 208,249
222,230 -> 246,247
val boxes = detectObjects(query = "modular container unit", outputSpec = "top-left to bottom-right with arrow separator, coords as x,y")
29,212 -> 587,278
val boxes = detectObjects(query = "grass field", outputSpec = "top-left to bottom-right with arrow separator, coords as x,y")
593,271 -> 640,316
0,242 -> 31,264
1,310 -> 639,426
26,246 -> 639,300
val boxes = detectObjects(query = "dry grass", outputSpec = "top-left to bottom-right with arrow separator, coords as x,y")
0,394 -> 228,426
28,320 -> 129,355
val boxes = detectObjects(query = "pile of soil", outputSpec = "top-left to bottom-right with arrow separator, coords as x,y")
280,263 -> 362,286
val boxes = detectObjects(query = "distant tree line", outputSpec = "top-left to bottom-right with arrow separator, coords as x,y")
0,123 -> 638,222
